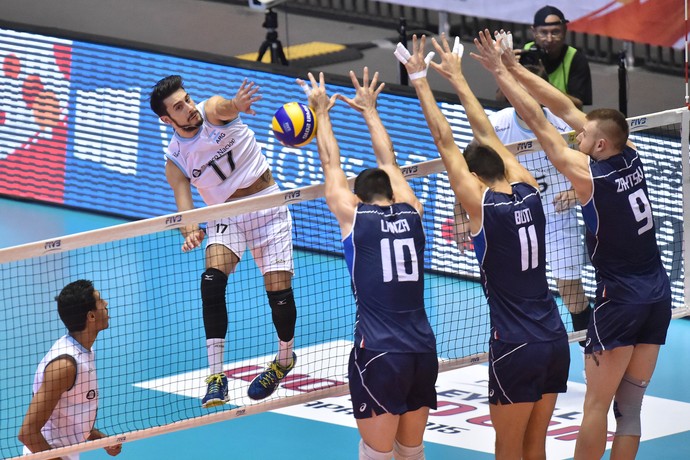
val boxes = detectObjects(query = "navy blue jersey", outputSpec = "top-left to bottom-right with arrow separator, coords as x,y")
582,146 -> 671,303
343,202 -> 436,353
473,183 -> 566,343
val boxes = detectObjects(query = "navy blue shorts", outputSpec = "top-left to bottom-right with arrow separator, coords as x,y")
585,297 -> 671,353
488,337 -> 569,405
348,347 -> 438,419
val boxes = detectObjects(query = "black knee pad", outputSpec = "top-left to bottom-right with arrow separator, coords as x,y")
201,268 -> 228,339
267,288 -> 296,342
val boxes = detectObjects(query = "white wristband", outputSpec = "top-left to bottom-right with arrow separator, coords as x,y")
407,51 -> 436,80
408,70 -> 427,80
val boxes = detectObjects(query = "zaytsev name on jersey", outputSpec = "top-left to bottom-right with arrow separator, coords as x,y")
472,183 -> 566,343
583,146 -> 671,303
343,202 -> 436,354
164,100 -> 269,205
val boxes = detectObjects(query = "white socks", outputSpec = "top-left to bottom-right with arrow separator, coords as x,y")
277,338 -> 294,368
206,338 -> 225,375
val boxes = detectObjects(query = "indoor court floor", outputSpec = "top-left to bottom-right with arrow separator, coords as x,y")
1,196 -> 689,460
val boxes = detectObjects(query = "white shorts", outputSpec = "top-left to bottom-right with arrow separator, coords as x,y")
544,207 -> 586,280
206,185 -> 293,275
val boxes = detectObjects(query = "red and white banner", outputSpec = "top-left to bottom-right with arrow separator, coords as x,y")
568,0 -> 686,49
378,0 -> 686,48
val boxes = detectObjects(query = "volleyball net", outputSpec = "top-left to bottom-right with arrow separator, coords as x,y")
2,107 -> 688,459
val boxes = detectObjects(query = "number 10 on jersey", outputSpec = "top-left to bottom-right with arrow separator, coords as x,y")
380,237 -> 419,282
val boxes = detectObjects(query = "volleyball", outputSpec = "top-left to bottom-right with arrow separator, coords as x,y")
272,102 -> 317,147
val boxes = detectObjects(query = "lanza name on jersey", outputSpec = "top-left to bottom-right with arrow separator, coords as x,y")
380,219 -> 411,234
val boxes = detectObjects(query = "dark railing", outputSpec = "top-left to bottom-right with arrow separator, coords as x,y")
222,0 -> 685,75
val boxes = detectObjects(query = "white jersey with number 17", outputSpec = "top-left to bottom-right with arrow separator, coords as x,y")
164,100 -> 269,205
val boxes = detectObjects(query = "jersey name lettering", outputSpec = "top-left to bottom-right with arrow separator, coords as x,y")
514,208 -> 533,225
380,219 -> 411,234
615,166 -> 644,192
215,137 -> 236,156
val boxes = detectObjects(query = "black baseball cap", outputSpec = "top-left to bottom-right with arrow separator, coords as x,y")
533,5 -> 569,26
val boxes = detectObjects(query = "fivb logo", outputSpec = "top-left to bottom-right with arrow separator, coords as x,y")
516,140 -> 533,154
630,117 -> 648,128
401,165 -> 418,177
43,239 -> 61,252
284,190 -> 301,203
164,214 -> 183,227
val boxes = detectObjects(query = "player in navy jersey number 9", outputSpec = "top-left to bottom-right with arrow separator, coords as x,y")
150,76 -> 299,406
474,29 -> 672,460
304,68 -> 438,460
398,34 -> 569,460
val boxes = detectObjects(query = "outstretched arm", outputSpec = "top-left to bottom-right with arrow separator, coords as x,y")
471,29 -> 591,202
430,34 -> 535,187
496,35 -> 586,133
337,67 -> 422,215
302,72 -> 359,237
397,35 -> 483,229
205,78 -> 262,124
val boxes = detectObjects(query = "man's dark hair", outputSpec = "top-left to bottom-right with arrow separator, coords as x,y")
464,143 -> 506,183
149,75 -> 184,117
354,168 -> 393,203
56,280 -> 97,332
533,5 -> 569,26
586,108 -> 629,151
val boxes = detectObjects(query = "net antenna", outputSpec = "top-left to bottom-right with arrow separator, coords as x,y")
249,0 -> 289,65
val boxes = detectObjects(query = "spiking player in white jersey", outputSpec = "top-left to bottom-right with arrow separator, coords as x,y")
305,68 -> 437,460
474,29 -> 672,460
399,34 -> 568,459
149,76 -> 298,405
19,280 -> 122,459
489,65 -> 592,365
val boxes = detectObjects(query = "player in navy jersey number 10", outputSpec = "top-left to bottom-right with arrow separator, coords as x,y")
398,34 -> 568,460
474,29 -> 672,460
303,68 -> 438,460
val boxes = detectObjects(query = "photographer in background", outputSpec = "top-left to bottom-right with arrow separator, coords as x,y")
521,5 -> 592,109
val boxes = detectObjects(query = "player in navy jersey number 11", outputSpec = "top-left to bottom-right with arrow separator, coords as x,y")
398,34 -> 569,460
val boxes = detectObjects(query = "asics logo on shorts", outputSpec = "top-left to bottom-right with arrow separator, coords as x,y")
489,389 -> 494,398
586,338 -> 591,347
359,403 -> 367,412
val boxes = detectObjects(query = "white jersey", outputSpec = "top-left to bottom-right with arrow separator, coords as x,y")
489,107 -> 571,216
164,100 -> 269,205
24,334 -> 98,459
